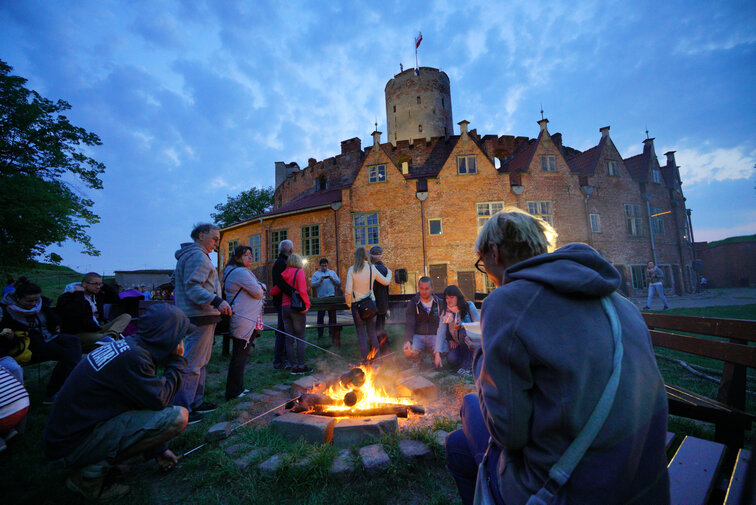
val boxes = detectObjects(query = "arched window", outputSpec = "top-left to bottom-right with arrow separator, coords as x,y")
316,174 -> 327,191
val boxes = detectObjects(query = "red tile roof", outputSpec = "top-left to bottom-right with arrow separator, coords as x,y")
566,135 -> 606,176
623,153 -> 648,183
502,131 -> 542,173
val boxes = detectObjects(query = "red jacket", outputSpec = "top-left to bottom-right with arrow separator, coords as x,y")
270,267 -> 310,309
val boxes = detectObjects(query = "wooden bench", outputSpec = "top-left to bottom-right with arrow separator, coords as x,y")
643,312 -> 756,448
667,432 -> 754,505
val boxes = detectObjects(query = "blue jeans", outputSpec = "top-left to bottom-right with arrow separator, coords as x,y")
351,305 -> 377,360
174,323 -> 216,411
647,282 -> 669,308
447,341 -> 473,369
446,393 -> 505,505
273,305 -> 287,365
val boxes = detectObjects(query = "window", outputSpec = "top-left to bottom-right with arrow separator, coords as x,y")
606,160 -> 618,176
527,201 -> 554,225
652,169 -> 662,184
368,164 -> 386,184
227,239 -> 239,257
590,213 -> 601,233
301,225 -> 320,257
477,202 -> 504,229
441,98 -> 445,108
271,229 -> 287,258
316,174 -> 327,191
457,155 -> 477,174
418,124 -> 423,133
354,212 -> 379,246
249,234 -> 261,263
417,96 -> 421,104
631,265 -> 647,290
483,274 -> 496,293
401,161 -> 409,174
651,206 -> 665,235
624,204 -> 643,236
541,155 -> 557,172
429,218 -> 442,235
393,105 -> 396,113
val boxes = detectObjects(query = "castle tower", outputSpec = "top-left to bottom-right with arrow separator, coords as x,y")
385,67 -> 453,145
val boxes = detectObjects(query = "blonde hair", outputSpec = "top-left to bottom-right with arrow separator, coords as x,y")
475,207 -> 557,264
287,253 -> 304,269
353,247 -> 368,272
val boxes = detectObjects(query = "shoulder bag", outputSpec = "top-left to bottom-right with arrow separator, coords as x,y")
473,296 -> 624,505
353,265 -> 377,321
289,269 -> 306,312
217,267 -> 243,335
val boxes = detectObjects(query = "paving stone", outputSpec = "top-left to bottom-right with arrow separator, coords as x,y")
432,430 -> 449,447
359,444 -> 390,471
258,454 -> 284,473
272,384 -> 291,392
329,449 -> 355,476
399,439 -> 432,460
290,375 -> 324,396
205,421 -> 232,442
249,393 -> 270,402
223,443 -> 250,457
234,401 -> 253,413
262,388 -> 285,397
332,415 -> 398,448
396,375 -> 438,401
237,411 -> 252,423
271,412 -> 336,444
293,454 -> 313,468
397,368 -> 415,379
233,450 -> 262,470
423,371 -> 440,380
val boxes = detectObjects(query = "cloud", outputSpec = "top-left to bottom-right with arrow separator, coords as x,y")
695,211 -> 756,242
665,144 -> 756,185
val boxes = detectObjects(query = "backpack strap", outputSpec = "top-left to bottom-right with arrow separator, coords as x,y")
526,295 -> 624,505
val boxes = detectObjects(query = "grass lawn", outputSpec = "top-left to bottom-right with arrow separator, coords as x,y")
1,301 -> 753,504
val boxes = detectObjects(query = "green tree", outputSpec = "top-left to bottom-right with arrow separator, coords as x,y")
211,186 -> 274,227
0,59 -> 105,270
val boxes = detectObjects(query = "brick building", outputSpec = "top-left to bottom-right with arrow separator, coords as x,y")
694,236 -> 756,288
219,67 -> 697,299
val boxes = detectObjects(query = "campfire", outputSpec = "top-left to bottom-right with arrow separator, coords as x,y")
290,350 -> 426,419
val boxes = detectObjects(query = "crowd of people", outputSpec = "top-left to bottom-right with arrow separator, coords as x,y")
0,214 -> 674,503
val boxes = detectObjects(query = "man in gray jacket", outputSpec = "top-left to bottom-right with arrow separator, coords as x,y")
172,223 -> 231,424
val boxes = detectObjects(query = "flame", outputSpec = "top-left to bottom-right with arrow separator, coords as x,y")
320,363 -> 411,413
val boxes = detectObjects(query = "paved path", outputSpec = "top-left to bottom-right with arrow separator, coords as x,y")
628,287 -> 756,310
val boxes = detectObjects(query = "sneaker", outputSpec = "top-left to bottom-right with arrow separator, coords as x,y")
273,362 -> 285,370
4,428 -> 18,442
66,472 -> 130,501
230,389 -> 250,400
290,365 -> 311,375
187,411 -> 205,425
195,401 -> 217,413
456,368 -> 472,376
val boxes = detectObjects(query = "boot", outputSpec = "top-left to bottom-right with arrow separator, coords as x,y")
66,469 -> 130,501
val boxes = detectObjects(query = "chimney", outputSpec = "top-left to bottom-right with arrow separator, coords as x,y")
340,137 -> 362,155
664,151 -> 677,168
600,126 -> 610,138
372,130 -> 382,152
308,158 -> 317,168
458,120 -> 470,140
537,118 -> 549,132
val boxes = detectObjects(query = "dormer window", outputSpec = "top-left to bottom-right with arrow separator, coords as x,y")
652,169 -> 661,184
368,164 -> 386,184
541,155 -> 557,172
606,160 -> 618,176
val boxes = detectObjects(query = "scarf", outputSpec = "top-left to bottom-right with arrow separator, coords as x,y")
6,299 -> 53,340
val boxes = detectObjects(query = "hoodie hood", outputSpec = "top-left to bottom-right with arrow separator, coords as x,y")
131,303 -> 191,363
1,290 -> 18,307
175,241 -> 206,260
505,243 -> 620,297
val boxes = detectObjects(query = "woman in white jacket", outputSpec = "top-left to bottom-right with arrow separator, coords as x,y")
345,247 -> 391,360
222,246 -> 266,401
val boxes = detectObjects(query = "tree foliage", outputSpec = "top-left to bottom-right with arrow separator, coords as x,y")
0,59 -> 105,270
211,186 -> 274,228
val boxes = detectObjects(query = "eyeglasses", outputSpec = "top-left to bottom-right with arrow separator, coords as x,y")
475,257 -> 486,274
84,281 -> 103,286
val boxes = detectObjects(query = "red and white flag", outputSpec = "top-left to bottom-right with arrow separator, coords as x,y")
415,32 -> 423,49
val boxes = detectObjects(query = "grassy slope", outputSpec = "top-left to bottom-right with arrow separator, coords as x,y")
4,263 -> 115,299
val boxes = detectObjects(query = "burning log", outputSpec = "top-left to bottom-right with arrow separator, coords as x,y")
339,368 -> 366,389
310,405 -> 411,418
343,389 -> 363,407
298,393 -> 335,408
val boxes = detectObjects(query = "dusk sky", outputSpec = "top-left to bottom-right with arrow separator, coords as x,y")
1,0 -> 754,274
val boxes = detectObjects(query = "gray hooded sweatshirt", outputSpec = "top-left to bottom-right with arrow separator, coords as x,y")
475,243 -> 669,505
173,242 -> 223,323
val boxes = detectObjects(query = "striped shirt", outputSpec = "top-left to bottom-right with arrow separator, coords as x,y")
0,365 -> 28,411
